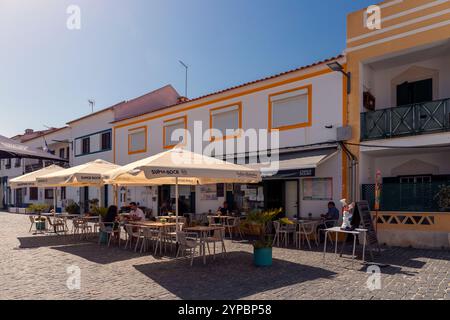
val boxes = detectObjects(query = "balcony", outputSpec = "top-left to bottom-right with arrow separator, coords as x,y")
361,98 -> 450,141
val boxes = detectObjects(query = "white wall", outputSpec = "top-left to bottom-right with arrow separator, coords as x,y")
364,53 -> 450,111
299,153 -> 342,219
360,150 -> 450,184
114,65 -> 345,165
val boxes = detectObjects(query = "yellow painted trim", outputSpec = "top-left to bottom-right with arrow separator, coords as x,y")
209,102 -> 243,142
113,126 -> 116,163
341,64 -> 348,199
163,115 -> 188,149
268,84 -> 312,132
127,125 -> 148,155
113,67 -> 334,162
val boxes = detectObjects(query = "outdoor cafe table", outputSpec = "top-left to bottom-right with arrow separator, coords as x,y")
184,226 -> 226,265
156,216 -> 179,222
208,215 -> 235,225
323,226 -> 368,268
128,221 -> 177,255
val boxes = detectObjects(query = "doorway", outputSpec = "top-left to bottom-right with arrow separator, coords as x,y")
397,78 -> 432,106
15,188 -> 24,207
285,180 -> 299,219
263,180 -> 284,212
80,186 -> 89,213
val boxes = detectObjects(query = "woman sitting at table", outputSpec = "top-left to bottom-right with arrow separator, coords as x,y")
103,205 -> 120,232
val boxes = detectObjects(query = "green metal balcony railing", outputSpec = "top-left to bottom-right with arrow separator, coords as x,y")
361,182 -> 450,212
361,98 -> 450,141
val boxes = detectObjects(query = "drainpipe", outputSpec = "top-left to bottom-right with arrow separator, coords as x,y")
339,142 -> 359,202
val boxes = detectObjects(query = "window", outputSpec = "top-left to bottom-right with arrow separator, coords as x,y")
210,103 -> 242,141
82,137 -> 90,155
101,131 -> 112,151
29,187 -> 38,201
14,158 -> 21,168
397,79 -> 432,106
44,188 -> 54,200
59,148 -> 65,159
302,178 -> 333,201
269,85 -> 312,131
5,159 -> 11,169
61,187 -> 66,200
128,126 -> 147,154
163,116 -> 187,148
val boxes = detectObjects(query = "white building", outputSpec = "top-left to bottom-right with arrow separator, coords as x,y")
113,56 -> 349,219
1,85 -> 181,213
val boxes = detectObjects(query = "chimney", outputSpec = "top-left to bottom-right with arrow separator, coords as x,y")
177,96 -> 189,104
25,129 -> 34,135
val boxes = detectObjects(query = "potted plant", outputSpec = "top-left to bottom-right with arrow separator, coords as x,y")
434,185 -> 450,211
434,185 -> 450,246
92,207 -> 108,222
244,208 -> 282,267
28,203 -> 50,230
65,201 -> 80,215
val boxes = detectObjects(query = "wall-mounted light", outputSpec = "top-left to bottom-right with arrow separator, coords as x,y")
327,61 -> 351,94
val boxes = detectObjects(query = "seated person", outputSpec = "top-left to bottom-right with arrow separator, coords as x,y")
317,202 -> 340,242
129,202 -> 145,221
217,201 -> 230,216
103,205 -> 120,232
320,201 -> 340,226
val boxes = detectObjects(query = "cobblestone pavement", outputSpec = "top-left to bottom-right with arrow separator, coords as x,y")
0,212 -> 449,300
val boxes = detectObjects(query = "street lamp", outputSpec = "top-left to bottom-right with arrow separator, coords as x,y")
327,61 -> 351,94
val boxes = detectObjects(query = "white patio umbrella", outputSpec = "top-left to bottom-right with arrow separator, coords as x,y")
10,164 -> 64,188
104,148 -> 261,230
37,159 -> 121,212
10,164 -> 65,214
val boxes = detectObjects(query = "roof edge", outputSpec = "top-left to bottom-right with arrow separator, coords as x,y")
111,54 -> 345,124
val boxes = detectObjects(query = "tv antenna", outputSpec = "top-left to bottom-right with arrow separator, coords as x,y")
179,60 -> 188,98
88,99 -> 95,113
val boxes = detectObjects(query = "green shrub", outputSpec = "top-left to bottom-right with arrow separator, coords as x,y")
65,201 -> 80,215
28,203 -> 50,214
244,208 -> 282,249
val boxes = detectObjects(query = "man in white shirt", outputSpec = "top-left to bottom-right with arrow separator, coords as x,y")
129,202 -> 145,220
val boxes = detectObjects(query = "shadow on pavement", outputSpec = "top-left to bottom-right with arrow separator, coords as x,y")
134,251 -> 337,300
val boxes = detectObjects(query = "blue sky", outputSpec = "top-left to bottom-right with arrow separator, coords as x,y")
0,0 -> 375,137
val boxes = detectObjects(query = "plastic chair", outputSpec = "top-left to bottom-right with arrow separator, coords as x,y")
123,224 -> 142,251
295,221 -> 319,249
98,222 -> 120,247
225,217 -> 243,240
205,228 -> 226,259
176,231 -> 200,266
28,216 -> 36,233
272,221 -> 295,247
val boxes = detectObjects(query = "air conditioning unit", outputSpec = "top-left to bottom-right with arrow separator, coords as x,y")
337,126 -> 352,141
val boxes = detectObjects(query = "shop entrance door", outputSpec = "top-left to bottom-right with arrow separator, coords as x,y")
285,180 -> 299,219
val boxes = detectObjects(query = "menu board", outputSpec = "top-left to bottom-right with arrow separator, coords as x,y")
302,178 -> 333,201
200,184 -> 218,200
353,201 -> 379,247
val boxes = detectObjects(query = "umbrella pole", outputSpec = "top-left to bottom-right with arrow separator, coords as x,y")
98,186 -> 102,209
175,177 -> 179,240
53,187 -> 57,216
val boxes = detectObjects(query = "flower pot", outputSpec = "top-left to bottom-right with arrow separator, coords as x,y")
253,247 -> 272,267
36,221 -> 46,231
99,231 -> 108,244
